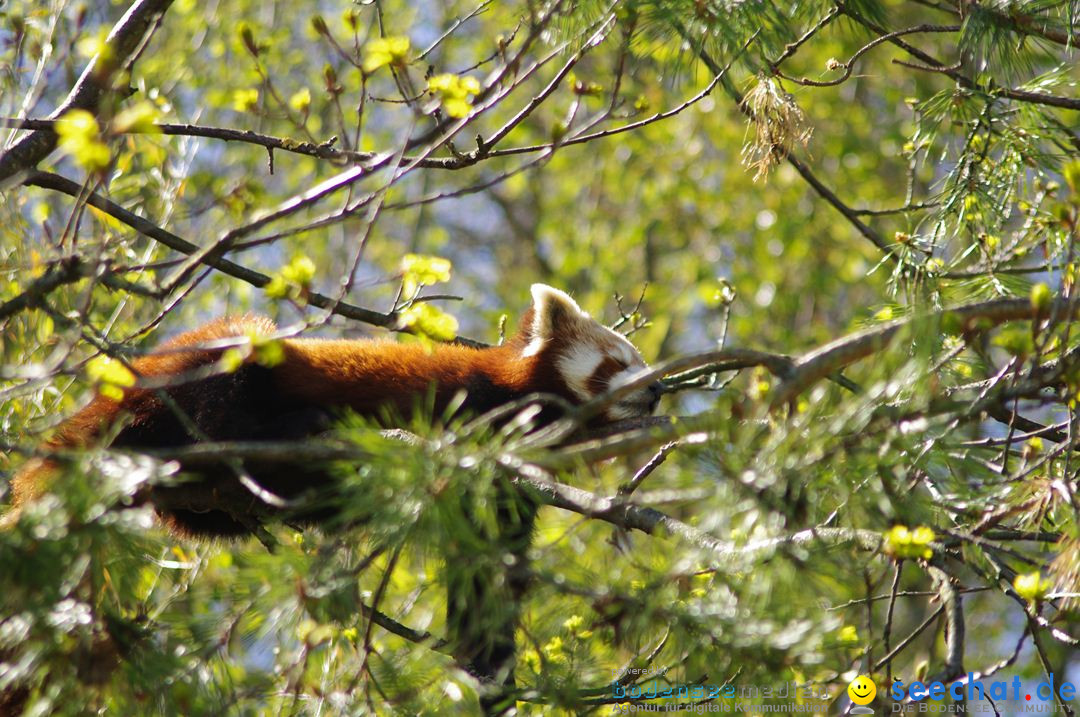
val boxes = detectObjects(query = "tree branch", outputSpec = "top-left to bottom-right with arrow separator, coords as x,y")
514,466 -> 882,563
680,28 -> 897,260
0,256 -> 94,322
771,297 -> 1080,408
775,24 -> 959,88
927,565 -> 965,683
23,169 -> 396,328
958,1 -> 1080,48
0,0 -> 175,184
847,8 -> 1080,112
0,118 -> 465,169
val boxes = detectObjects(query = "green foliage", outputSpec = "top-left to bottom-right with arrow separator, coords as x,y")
2,0 -> 1079,714
427,74 -> 481,119
55,110 -> 111,172
264,254 -> 317,300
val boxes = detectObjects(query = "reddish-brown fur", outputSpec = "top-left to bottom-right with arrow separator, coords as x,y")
11,315 -> 278,506
6,304 -> 587,535
585,356 -> 625,397
0,287 -> 658,713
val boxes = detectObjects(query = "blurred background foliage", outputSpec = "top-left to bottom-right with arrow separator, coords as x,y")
1,0 -> 1079,714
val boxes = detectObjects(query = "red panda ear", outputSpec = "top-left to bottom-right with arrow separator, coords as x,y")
528,284 -> 588,341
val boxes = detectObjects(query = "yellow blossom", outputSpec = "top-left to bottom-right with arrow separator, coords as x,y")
883,525 -> 935,560
363,36 -> 410,73
427,73 -> 480,118
233,88 -> 260,112
289,88 -> 312,113
1013,571 -> 1053,604
56,110 -> 110,171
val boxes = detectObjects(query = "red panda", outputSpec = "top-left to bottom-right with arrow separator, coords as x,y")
5,284 -> 660,536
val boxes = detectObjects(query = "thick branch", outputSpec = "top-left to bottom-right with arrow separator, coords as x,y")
96,433 -> 885,568
514,467 -> 882,563
0,118 -> 462,169
847,9 -> 1080,112
771,297 -> 1080,407
927,565 -> 965,683
950,1 -> 1080,47
0,256 -> 93,322
519,297 -> 1080,466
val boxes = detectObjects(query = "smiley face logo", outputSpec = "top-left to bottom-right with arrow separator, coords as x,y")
847,675 -> 876,705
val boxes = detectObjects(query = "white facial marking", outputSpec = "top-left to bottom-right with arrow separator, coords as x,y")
609,365 -> 649,390
556,344 -> 605,400
607,402 -> 642,420
521,335 -> 546,357
524,285 -> 656,417
607,363 -> 656,419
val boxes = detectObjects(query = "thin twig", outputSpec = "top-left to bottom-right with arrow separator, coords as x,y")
0,0 -> 175,184
22,170 -> 397,328
883,562 -> 903,679
777,24 -> 959,87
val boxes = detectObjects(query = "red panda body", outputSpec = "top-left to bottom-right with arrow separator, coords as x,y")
7,285 -> 659,536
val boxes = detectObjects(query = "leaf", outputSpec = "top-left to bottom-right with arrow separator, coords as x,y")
401,253 -> 452,297
86,356 -> 136,402
288,88 -> 311,113
232,88 -> 260,112
363,36 -> 410,74
56,109 -> 110,171
112,102 -> 162,134
265,255 -> 317,300
401,303 -> 458,342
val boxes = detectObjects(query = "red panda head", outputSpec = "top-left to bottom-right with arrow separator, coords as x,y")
518,284 -> 660,422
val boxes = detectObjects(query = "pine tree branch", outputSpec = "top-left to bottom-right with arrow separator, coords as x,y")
951,1 -> 1080,48
677,26 -> 897,261
514,467 -> 883,561
513,296 -> 1080,468
774,23 -> 959,87
927,565 -> 966,683
845,8 -> 1080,112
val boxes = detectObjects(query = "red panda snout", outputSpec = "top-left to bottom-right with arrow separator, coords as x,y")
6,284 -> 657,538
605,365 -> 663,420
523,284 -> 657,419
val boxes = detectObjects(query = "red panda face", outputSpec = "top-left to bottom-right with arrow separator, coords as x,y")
522,284 -> 660,422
